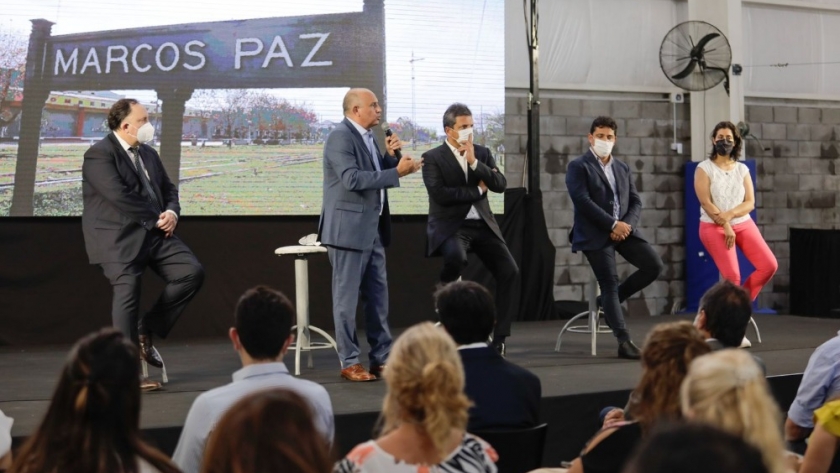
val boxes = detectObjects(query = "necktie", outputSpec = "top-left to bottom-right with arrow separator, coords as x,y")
365,132 -> 384,212
365,131 -> 382,172
129,147 -> 162,213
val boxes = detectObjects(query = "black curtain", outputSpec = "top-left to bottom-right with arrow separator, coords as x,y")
463,188 -> 556,321
790,228 -> 840,317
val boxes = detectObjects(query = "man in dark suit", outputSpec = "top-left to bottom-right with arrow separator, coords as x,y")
82,98 -> 204,390
422,103 -> 518,355
318,88 -> 422,382
566,116 -> 663,359
436,280 -> 541,431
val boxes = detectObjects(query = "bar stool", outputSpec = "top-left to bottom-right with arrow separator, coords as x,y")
275,244 -> 339,375
554,272 -> 612,356
141,351 -> 168,384
748,317 -> 762,343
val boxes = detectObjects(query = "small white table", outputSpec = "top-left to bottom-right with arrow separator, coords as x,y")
274,245 -> 339,375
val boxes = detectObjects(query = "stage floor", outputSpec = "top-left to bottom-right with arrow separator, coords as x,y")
2,313 -> 836,439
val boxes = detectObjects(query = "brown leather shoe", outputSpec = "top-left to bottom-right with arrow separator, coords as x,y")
138,334 -> 163,368
140,378 -> 162,392
340,363 -> 376,382
369,364 -> 386,379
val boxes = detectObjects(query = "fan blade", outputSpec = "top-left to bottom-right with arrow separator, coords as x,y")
671,60 -> 698,80
692,33 -> 720,56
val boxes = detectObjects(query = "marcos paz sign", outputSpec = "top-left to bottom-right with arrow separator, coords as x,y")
42,10 -> 382,89
10,1 -> 385,216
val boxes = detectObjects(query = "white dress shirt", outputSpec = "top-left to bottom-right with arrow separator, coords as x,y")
114,132 -> 178,221
445,139 -> 482,220
348,119 -> 385,214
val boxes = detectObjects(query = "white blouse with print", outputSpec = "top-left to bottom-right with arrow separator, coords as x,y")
696,159 -> 751,225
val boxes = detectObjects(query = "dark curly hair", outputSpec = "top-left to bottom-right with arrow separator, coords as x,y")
626,321 -> 711,430
709,121 -> 742,161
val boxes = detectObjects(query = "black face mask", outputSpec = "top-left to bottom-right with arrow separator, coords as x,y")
714,139 -> 734,156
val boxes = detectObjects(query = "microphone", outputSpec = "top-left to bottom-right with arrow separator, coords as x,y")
380,123 -> 402,159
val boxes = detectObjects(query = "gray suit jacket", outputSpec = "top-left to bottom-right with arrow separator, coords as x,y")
318,118 -> 400,250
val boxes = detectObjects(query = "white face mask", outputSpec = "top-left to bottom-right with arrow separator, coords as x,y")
457,128 -> 473,143
130,122 -> 155,144
592,138 -> 614,158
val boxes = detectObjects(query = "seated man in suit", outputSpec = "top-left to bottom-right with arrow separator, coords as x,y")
82,98 -> 204,391
422,103 -> 519,355
436,280 -> 541,431
566,116 -> 664,360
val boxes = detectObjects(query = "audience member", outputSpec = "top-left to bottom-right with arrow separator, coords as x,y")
694,280 -> 753,349
8,328 -> 179,473
0,410 -> 12,471
336,322 -> 498,472
680,349 -> 793,473
693,280 -> 766,372
786,331 -> 840,444
200,389 -> 332,473
622,423 -> 769,473
435,280 -> 541,431
798,398 -> 840,473
565,321 -> 710,473
173,286 -> 334,473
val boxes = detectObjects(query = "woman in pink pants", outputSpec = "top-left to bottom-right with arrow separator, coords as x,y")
694,121 -> 777,345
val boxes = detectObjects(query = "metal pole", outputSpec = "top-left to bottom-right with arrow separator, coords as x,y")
409,51 -> 424,150
526,0 -> 541,194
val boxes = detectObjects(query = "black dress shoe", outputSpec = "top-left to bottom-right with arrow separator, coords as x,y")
369,364 -> 386,379
138,335 -> 164,368
618,340 -> 641,360
492,342 -> 506,357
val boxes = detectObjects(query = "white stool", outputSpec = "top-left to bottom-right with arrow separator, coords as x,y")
141,350 -> 168,384
748,317 -> 762,343
275,245 -> 339,375
555,273 -> 612,356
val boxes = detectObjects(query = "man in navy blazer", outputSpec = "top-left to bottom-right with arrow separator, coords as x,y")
422,103 -> 518,355
318,88 -> 422,381
82,98 -> 204,390
566,116 -> 663,359
436,280 -> 541,430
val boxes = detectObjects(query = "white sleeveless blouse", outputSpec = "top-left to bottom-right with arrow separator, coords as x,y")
696,160 -> 751,225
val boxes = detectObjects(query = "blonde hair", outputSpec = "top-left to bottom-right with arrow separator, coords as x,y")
381,322 -> 471,457
680,349 -> 788,473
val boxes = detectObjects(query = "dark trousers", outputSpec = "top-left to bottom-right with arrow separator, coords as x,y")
99,232 -> 204,343
439,220 -> 520,339
583,235 -> 663,343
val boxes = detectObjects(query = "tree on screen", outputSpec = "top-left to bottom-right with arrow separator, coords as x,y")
0,27 -> 27,132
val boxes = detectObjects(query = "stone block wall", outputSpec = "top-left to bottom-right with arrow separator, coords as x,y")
744,103 -> 840,311
504,93 -> 691,317
504,94 -> 840,316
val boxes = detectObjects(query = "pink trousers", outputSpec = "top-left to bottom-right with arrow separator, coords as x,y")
699,219 -> 778,301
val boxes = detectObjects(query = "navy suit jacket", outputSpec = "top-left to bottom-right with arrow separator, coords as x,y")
566,150 -> 645,252
421,142 -> 506,256
318,118 -> 399,250
82,133 -> 180,264
459,346 -> 542,431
